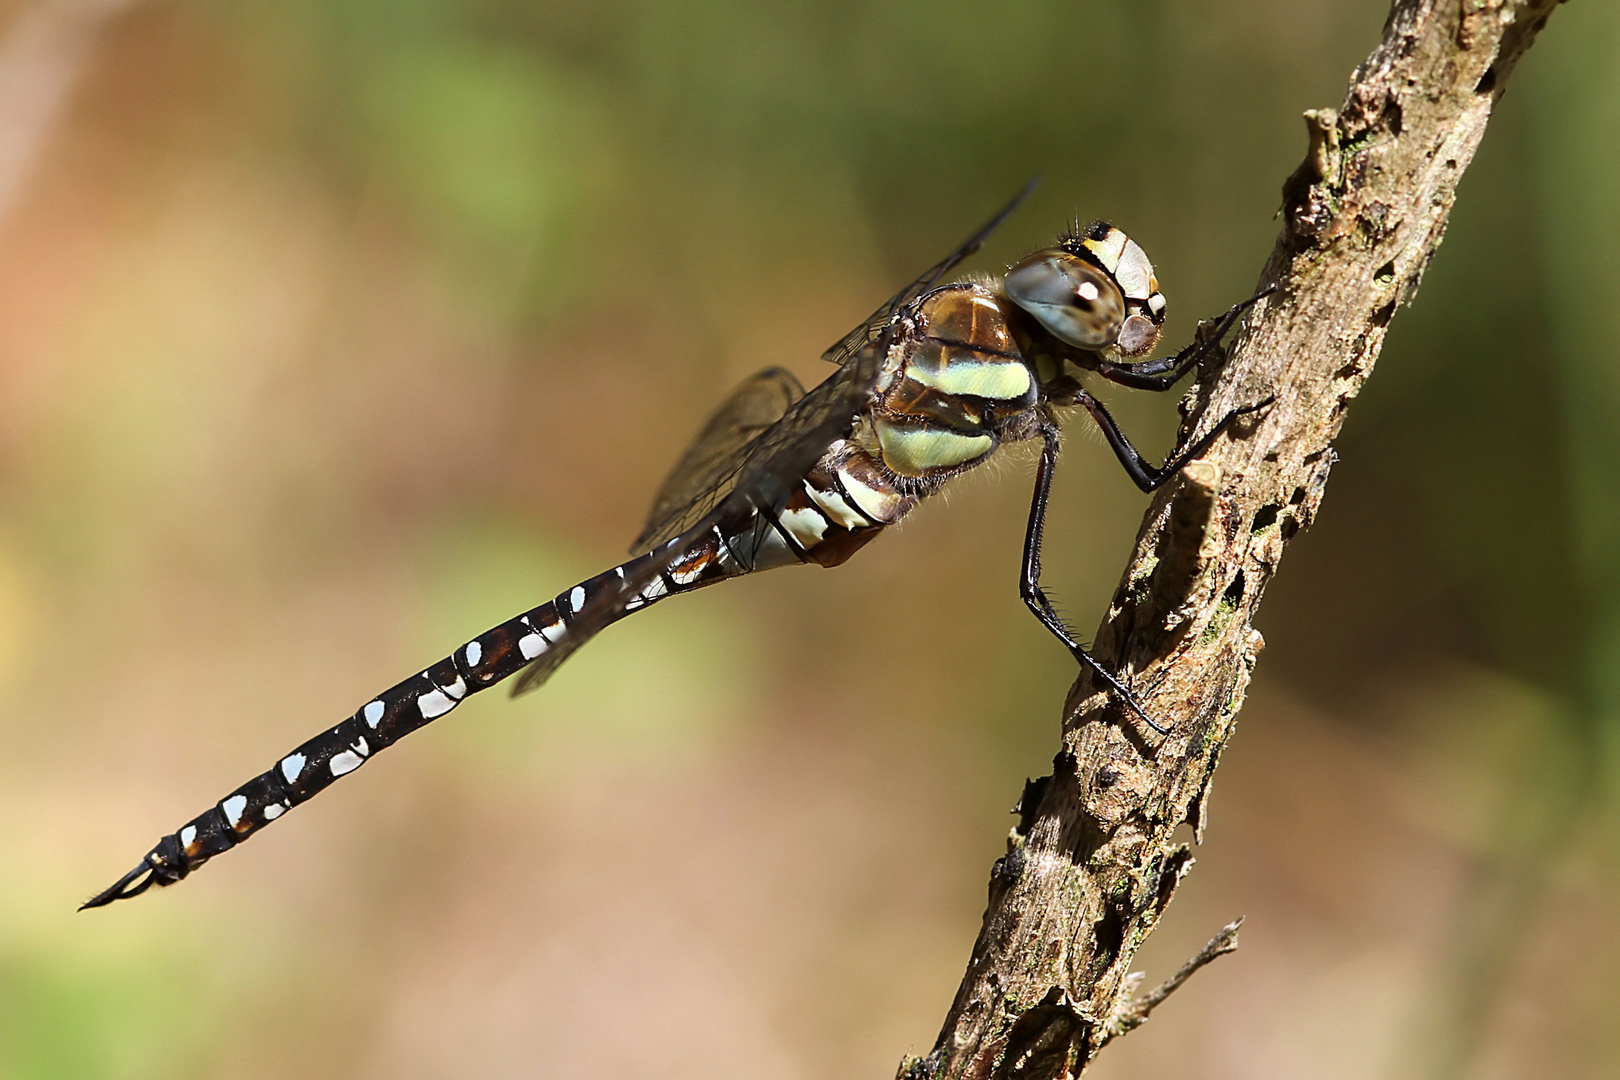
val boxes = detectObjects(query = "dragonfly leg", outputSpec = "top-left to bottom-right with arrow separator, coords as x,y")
1089,287 -> 1276,392
1021,423 -> 1168,735
1072,389 -> 1272,494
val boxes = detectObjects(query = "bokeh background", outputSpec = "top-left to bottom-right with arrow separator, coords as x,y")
0,1 -> 1616,1077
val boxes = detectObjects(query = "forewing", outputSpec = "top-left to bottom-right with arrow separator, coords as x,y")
517,187 -> 1036,697
514,344 -> 886,700
639,182 -> 1039,551
720,341 -> 881,528
631,367 -> 806,553
821,179 -> 1039,368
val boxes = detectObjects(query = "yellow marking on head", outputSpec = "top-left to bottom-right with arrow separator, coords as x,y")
1115,239 -> 1155,299
906,359 -> 1032,401
1082,229 -> 1127,273
875,421 -> 994,477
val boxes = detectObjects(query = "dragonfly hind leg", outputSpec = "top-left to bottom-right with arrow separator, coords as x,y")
1021,423 -> 1168,735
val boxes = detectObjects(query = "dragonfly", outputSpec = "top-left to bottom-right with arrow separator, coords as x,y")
83,183 -> 1268,909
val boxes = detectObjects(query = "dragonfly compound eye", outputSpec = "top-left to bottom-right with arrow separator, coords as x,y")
1004,249 -> 1126,349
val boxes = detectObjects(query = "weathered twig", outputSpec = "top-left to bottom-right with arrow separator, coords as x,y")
1100,917 -> 1243,1046
901,2 -> 1566,1076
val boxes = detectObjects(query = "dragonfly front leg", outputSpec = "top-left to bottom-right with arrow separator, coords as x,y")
1089,287 -> 1276,392
1020,422 -> 1168,735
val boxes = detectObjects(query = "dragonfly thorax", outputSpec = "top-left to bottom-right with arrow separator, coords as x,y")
867,283 -> 1038,479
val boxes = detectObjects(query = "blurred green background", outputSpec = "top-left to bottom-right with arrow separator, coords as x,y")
0,0 -> 1615,1076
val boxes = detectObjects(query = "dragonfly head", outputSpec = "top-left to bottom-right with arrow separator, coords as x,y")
1004,223 -> 1167,358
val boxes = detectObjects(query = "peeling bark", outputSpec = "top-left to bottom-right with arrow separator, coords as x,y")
902,2 -> 1567,1076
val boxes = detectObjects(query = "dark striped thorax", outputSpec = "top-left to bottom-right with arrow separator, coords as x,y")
852,221 -> 1168,490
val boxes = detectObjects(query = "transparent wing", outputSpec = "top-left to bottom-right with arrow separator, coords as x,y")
717,345 -> 881,527
634,181 -> 1040,553
511,365 -> 857,698
631,367 -> 806,553
821,178 -> 1039,367
514,187 -> 1038,697
516,345 -> 886,697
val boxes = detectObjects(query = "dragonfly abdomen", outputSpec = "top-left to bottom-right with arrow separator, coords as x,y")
80,490 -> 891,907
83,603 -> 563,905
81,547 -> 721,906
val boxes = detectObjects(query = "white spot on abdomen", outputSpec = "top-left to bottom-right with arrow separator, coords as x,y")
263,803 -> 285,821
777,506 -> 829,548
803,482 -> 866,530
464,640 -> 482,667
519,632 -> 546,660
363,700 -> 385,728
417,689 -> 457,720
179,825 -> 197,850
221,795 -> 247,828
281,754 -> 307,783
569,585 -> 586,612
329,750 -> 363,776
837,467 -> 905,523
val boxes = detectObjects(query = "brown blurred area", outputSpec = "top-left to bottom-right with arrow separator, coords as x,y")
2,2 -> 1617,1077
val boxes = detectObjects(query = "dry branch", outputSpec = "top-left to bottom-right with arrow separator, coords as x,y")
901,2 -> 1566,1076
